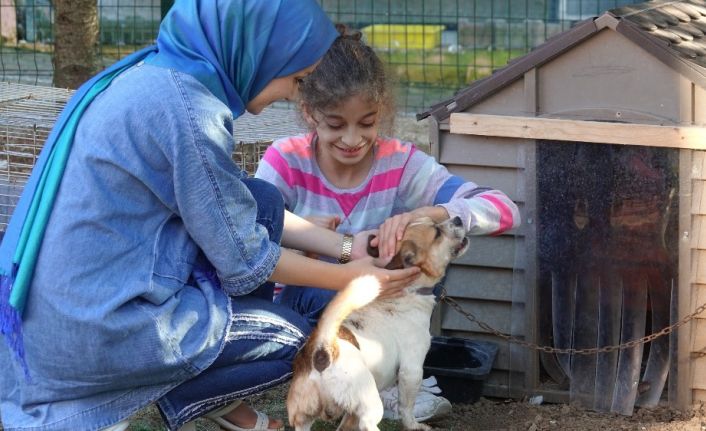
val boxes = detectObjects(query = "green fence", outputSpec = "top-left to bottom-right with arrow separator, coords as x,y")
0,0 -> 636,112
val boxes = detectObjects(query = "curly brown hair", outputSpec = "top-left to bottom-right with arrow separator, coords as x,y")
298,24 -> 395,133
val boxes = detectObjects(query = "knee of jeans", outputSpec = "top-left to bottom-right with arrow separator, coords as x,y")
285,307 -> 313,337
250,178 -> 284,210
242,178 -> 284,211
243,178 -> 284,239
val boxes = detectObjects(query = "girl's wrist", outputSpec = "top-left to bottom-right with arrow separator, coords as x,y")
338,233 -> 354,263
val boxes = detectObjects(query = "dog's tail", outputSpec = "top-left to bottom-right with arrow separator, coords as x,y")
310,275 -> 381,372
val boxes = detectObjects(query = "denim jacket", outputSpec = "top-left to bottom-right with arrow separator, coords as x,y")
0,63 -> 280,430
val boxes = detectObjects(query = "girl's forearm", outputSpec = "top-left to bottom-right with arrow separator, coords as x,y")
269,248 -> 352,290
281,210 -> 344,259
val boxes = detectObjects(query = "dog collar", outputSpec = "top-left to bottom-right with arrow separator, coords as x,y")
415,287 -> 435,296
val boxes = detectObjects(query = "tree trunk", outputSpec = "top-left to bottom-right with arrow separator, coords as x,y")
0,0 -> 18,44
53,0 -> 98,89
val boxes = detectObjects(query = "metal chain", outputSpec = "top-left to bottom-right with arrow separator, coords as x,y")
439,288 -> 706,355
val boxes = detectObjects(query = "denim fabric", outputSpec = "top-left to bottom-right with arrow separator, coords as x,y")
157,178 -> 304,430
0,64 -> 289,431
241,179 -> 284,302
275,286 -> 336,328
156,178 -> 305,430
157,294 -> 310,429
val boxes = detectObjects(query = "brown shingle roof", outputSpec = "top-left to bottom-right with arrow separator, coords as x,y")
418,0 -> 706,121
613,0 -> 706,66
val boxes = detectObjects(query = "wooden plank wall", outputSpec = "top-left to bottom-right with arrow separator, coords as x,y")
687,150 -> 706,405
434,130 -> 706,405
692,84 -> 706,405
434,129 -> 529,397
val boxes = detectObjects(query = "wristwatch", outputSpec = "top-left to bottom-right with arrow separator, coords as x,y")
339,234 -> 354,264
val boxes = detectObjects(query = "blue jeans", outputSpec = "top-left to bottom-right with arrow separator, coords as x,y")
275,285 -> 336,328
157,178 -> 311,430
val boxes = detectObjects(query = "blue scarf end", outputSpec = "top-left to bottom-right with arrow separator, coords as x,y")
0,269 -> 31,379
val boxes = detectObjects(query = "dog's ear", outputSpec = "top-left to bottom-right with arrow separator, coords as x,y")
385,240 -> 419,270
401,241 -> 420,267
395,240 -> 441,278
366,234 -> 379,258
385,253 -> 404,270
383,240 -> 409,270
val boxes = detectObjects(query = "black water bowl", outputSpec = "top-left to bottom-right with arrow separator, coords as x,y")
423,336 -> 498,404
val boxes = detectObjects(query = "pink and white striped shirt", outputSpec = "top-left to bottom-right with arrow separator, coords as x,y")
255,133 -> 520,236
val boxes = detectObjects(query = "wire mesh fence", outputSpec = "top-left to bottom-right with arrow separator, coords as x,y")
0,0 -> 638,112
0,82 -> 72,230
0,80 -> 309,232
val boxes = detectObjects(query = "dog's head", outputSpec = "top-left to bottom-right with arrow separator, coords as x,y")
369,216 -> 470,291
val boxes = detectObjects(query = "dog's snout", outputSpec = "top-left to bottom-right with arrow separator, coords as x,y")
452,216 -> 462,227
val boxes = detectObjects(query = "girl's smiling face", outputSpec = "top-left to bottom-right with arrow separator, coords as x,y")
307,94 -> 380,167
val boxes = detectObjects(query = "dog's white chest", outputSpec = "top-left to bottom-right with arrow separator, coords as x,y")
343,296 -> 434,389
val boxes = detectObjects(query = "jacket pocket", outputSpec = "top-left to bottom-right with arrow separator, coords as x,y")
147,215 -> 198,304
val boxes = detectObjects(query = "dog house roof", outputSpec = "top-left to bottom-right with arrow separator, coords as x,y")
418,0 -> 706,122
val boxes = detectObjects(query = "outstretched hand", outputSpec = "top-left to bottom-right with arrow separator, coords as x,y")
345,255 -> 420,300
370,212 -> 416,258
370,207 -> 450,258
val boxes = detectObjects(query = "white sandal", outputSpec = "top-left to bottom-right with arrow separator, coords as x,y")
177,422 -> 196,431
204,400 -> 283,431
101,420 -> 130,431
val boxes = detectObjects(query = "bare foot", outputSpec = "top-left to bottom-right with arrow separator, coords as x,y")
220,402 -> 283,430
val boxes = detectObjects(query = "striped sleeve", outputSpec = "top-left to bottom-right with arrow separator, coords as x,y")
399,149 -> 520,236
254,139 -> 299,210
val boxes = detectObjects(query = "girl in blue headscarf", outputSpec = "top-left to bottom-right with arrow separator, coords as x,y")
0,1 -> 420,430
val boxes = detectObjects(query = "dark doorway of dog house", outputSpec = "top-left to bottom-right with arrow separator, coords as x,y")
534,140 -> 679,415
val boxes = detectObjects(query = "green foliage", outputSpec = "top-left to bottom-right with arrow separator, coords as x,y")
379,48 -> 526,87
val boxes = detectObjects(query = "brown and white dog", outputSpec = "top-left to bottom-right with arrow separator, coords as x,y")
287,216 -> 470,431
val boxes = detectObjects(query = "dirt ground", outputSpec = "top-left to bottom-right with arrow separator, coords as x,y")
120,383 -> 706,431
250,386 -> 706,431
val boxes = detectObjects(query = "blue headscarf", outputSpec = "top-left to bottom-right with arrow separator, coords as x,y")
150,0 -> 337,116
0,0 -> 337,375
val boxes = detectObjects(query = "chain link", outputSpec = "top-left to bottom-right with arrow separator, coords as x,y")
440,288 -> 706,355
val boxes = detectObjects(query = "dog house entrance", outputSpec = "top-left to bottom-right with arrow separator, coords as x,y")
535,140 -> 679,415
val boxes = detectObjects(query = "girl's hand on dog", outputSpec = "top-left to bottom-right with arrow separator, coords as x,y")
346,256 -> 420,299
371,207 -> 452,258
372,212 -> 415,258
